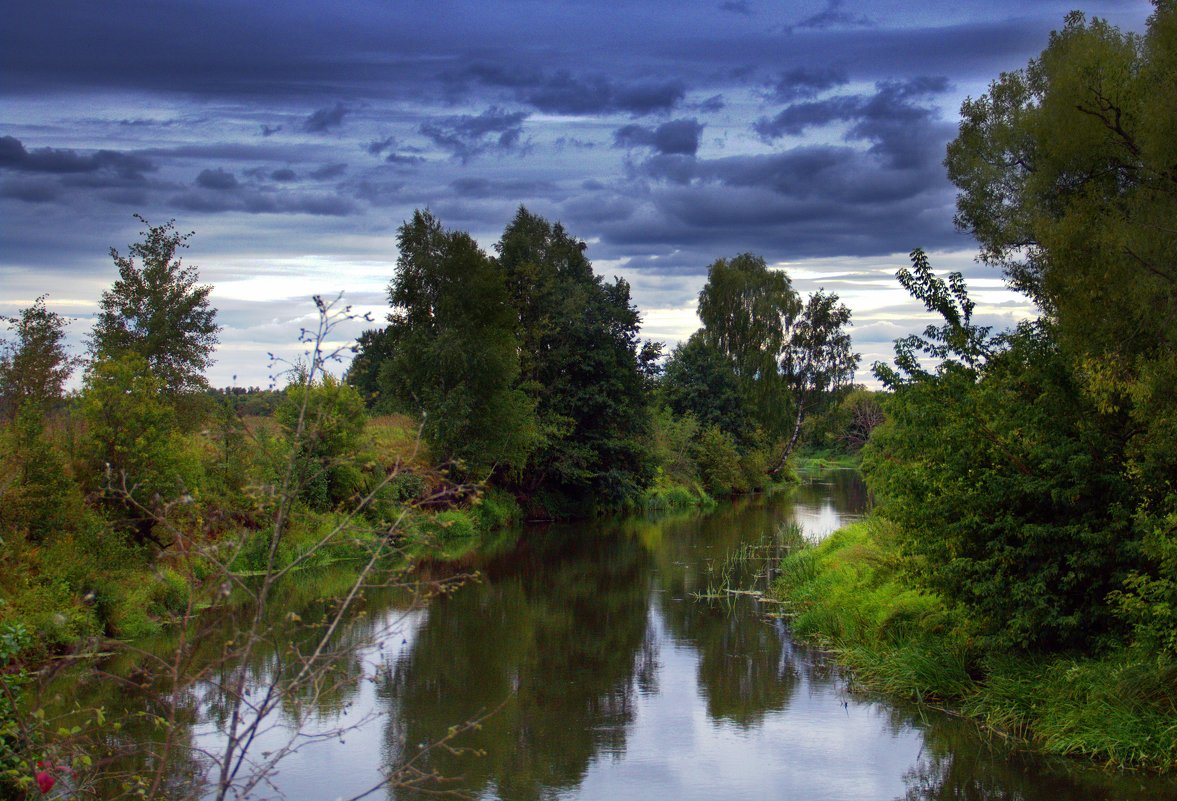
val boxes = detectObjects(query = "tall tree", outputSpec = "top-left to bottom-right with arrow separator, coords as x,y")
943,5 -> 1177,651
773,290 -> 859,472
696,253 -> 800,438
90,216 -> 219,392
497,207 -> 653,508
0,295 -> 74,420
660,333 -> 752,446
380,210 -> 538,475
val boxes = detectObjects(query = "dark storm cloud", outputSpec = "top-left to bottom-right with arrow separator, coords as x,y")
172,185 -> 357,216
457,65 -> 686,116
695,94 -> 725,113
420,107 -> 528,162
614,119 -> 704,156
449,177 -> 558,200
270,168 -> 297,182
303,103 -> 349,133
366,136 -> 397,156
309,163 -> 347,180
769,66 -> 849,102
0,177 -> 63,204
754,76 -> 951,168
787,0 -> 875,32
719,1 -> 753,16
0,135 -> 156,180
196,168 -> 239,190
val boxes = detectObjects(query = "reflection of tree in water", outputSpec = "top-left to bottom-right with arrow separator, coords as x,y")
380,529 -> 654,801
47,564 -> 420,798
644,500 -> 800,728
893,707 -> 1177,801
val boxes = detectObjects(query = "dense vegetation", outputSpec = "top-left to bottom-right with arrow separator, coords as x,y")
775,4 -> 1176,770
0,201 -> 861,794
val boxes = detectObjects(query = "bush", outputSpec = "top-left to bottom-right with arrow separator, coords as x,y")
692,424 -> 744,496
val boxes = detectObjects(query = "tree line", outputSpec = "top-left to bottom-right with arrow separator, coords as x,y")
346,207 -> 861,516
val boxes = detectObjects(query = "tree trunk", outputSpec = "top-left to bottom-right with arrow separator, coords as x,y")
768,400 -> 805,475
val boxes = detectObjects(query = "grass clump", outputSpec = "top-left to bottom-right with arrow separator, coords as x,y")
773,518 -> 1177,770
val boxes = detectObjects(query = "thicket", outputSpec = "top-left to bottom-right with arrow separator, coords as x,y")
776,3 -> 1177,772
351,209 -> 862,512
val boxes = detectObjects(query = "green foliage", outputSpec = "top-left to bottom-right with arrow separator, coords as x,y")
472,487 -> 523,531
647,406 -> 701,487
497,207 -> 653,506
346,325 -> 396,411
0,295 -> 75,420
697,252 -> 799,438
660,334 -> 752,446
800,386 -> 885,454
869,259 -> 1140,650
692,424 -> 744,496
944,6 -> 1177,655
0,404 -> 84,542
774,289 -> 859,468
80,352 -> 202,543
380,210 -> 539,475
774,519 -> 1177,769
275,372 -> 368,510
89,216 -> 219,393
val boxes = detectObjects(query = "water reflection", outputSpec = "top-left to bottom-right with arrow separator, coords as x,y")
54,472 -> 1177,801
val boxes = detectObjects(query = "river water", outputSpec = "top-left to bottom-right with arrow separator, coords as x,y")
68,470 -> 1175,800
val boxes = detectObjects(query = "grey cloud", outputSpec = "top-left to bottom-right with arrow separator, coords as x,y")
270,168 -> 297,182
1,177 -> 63,203
303,102 -> 348,133
196,168 -> 239,190
420,107 -> 528,162
614,119 -> 704,156
366,136 -> 397,155
449,177 -> 557,200
0,135 -> 156,180
755,76 -> 950,168
719,1 -> 752,16
694,94 -> 725,113
770,66 -> 849,102
172,186 -> 356,216
788,0 -> 874,32
459,65 -> 685,116
309,163 -> 347,180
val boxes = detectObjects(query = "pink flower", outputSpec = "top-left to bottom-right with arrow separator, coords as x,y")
35,769 -> 56,794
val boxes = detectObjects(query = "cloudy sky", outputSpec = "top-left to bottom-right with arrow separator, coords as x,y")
0,0 -> 1154,387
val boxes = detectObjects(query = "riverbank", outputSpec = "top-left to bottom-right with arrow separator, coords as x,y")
772,518 -> 1177,772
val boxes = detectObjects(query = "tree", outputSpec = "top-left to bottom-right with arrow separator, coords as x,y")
380,210 -> 538,475
496,207 -> 653,508
79,352 -> 201,546
90,216 -> 219,393
696,253 -> 801,438
660,333 -> 752,446
944,6 -> 1176,514
942,5 -> 1177,652
772,290 -> 859,471
0,295 -> 74,420
866,253 -> 1139,650
346,326 -> 395,410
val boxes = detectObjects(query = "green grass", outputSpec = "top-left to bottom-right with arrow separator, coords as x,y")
773,518 -> 1177,771
791,447 -> 863,473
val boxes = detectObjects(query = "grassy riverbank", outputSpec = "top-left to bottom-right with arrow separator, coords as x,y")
773,518 -> 1177,771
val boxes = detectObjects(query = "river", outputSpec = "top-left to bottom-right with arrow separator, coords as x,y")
64,469 -> 1175,800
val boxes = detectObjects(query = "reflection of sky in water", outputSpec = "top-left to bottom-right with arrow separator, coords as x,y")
191,607 -> 428,801
167,474 -> 1171,801
792,497 -> 860,541
573,603 -> 920,801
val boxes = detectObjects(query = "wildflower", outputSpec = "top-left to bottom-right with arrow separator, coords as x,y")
35,768 -> 55,794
